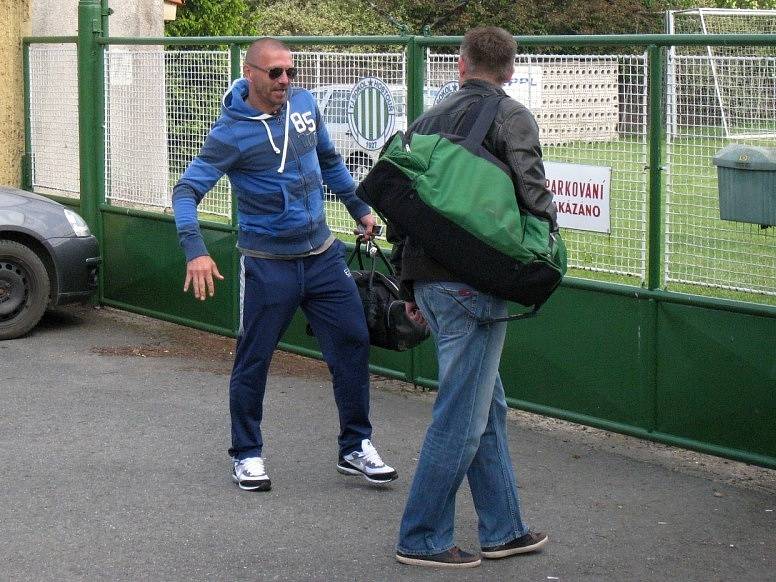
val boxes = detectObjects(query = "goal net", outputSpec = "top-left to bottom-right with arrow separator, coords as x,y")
667,8 -> 776,140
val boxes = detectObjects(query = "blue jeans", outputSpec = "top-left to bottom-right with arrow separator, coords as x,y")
397,281 -> 528,555
228,239 -> 372,460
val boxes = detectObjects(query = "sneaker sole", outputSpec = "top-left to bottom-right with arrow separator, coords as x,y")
481,535 -> 548,559
395,554 -> 481,568
336,463 -> 398,484
231,473 -> 271,492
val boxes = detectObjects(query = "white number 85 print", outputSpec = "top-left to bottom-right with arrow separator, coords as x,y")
291,111 -> 316,133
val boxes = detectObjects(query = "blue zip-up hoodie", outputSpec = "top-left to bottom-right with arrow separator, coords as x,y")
172,78 -> 370,261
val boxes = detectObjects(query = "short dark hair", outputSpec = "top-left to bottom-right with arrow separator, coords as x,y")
460,27 -> 516,81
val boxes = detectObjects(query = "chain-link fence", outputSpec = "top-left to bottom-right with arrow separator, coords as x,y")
163,50 -> 231,217
28,44 -> 80,198
104,47 -> 170,212
24,38 -> 776,303
662,11 -> 776,298
101,48 -> 407,227
665,51 -> 776,298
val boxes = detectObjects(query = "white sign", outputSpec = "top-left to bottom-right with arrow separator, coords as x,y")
502,65 -> 543,109
544,161 -> 611,233
109,49 -> 134,86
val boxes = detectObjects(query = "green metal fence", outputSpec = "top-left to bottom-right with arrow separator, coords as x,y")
21,1 -> 776,469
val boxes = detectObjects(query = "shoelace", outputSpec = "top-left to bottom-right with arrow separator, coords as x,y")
241,457 -> 266,476
360,440 -> 384,467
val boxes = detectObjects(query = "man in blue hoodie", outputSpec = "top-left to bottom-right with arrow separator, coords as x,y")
172,38 -> 397,492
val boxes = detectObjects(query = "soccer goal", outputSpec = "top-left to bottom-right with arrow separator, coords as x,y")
666,8 -> 776,140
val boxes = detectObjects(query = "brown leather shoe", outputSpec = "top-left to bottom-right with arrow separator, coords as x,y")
481,531 -> 549,559
396,546 -> 481,568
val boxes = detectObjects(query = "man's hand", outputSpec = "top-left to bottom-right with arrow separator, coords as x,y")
404,301 -> 426,326
183,255 -> 224,301
354,213 -> 378,241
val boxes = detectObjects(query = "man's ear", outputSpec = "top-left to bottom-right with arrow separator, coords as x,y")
458,56 -> 466,81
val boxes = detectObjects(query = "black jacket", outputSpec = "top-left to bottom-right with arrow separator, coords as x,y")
388,78 -> 558,298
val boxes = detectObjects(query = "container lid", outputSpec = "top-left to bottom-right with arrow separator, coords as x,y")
713,144 -> 776,171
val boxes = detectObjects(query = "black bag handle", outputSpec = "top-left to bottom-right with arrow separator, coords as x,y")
347,237 -> 366,270
347,235 -> 396,278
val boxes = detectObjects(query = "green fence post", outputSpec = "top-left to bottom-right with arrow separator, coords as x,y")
406,36 -> 425,124
404,35 -> 425,385
77,0 -> 103,233
642,44 -> 665,435
100,0 -> 111,35
77,0 -> 106,301
230,43 -> 242,83
230,43 -> 242,333
647,44 -> 665,291
22,43 -> 32,191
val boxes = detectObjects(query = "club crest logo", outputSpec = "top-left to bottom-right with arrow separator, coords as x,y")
347,77 -> 396,151
433,80 -> 459,106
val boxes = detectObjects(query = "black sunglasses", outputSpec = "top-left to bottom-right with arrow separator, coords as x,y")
246,62 -> 297,80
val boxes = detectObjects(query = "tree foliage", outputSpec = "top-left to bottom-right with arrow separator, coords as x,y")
246,0 -> 398,36
165,0 -> 776,38
165,0 -> 258,38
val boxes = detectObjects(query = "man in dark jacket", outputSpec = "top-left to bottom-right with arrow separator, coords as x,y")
393,27 -> 553,568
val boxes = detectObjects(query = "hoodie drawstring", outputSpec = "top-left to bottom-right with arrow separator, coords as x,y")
277,103 -> 290,174
260,119 -> 281,154
222,78 -> 289,174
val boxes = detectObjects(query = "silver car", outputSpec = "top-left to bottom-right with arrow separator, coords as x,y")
0,186 -> 100,339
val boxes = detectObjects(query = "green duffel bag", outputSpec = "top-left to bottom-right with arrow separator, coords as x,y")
357,94 -> 567,316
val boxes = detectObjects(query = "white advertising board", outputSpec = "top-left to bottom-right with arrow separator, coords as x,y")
502,65 -> 543,109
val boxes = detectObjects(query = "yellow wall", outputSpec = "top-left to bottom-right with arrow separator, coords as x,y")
0,0 -> 31,187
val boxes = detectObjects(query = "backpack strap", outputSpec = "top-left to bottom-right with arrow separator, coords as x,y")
444,288 -> 541,324
405,92 -> 503,147
460,93 -> 505,149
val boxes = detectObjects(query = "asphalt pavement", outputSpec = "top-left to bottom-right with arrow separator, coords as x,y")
1,304 -> 774,581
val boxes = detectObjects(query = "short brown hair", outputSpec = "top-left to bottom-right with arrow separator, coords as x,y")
460,27 -> 516,82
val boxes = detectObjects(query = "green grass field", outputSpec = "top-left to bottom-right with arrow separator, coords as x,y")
545,135 -> 775,306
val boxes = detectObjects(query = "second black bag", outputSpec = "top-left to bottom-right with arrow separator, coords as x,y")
348,236 -> 429,352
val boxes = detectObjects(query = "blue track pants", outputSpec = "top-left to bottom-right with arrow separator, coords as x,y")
228,240 -> 372,460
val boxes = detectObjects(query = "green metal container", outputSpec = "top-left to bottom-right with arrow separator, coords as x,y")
712,144 -> 776,227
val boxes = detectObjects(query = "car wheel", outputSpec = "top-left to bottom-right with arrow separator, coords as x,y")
0,240 -> 51,340
347,155 -> 374,183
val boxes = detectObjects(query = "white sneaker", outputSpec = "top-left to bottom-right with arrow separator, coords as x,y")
232,457 -> 271,491
336,439 -> 398,484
